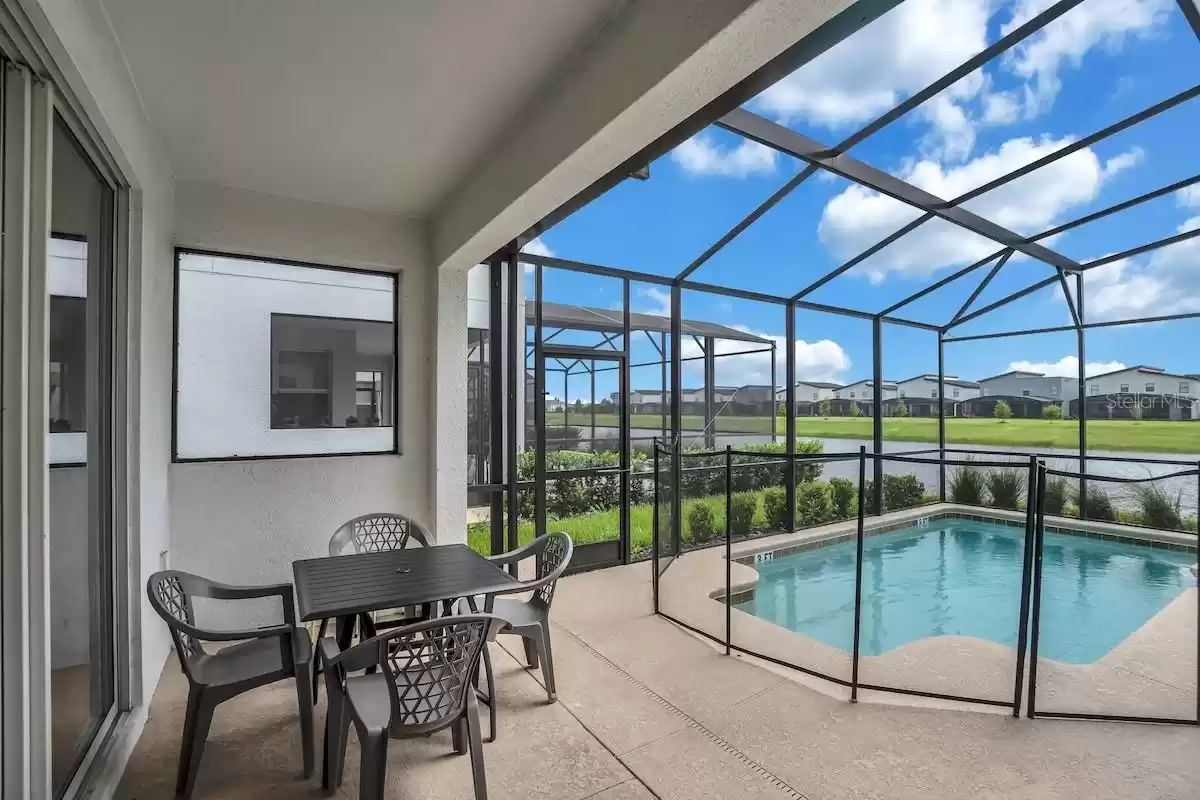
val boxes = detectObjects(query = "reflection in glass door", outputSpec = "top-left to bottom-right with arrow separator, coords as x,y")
48,115 -> 115,794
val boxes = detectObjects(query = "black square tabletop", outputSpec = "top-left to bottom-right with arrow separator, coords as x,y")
292,544 -> 518,622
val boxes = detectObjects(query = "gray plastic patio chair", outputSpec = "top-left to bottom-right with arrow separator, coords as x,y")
147,570 -> 314,799
312,512 -> 434,700
318,614 -> 503,800
480,532 -> 573,716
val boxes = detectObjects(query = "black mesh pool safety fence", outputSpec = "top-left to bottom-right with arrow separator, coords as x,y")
650,443 -> 1199,725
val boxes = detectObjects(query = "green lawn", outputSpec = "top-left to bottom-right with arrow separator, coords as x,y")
545,412 -> 1200,454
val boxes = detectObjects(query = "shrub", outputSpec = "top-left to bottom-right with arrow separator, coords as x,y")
883,474 -> 926,510
893,400 -> 909,417
687,502 -> 718,542
1129,483 -> 1184,530
818,398 -> 832,417
993,399 -> 1012,420
1042,403 -> 1062,420
849,400 -> 861,418
762,487 -> 788,530
796,482 -> 833,526
730,492 -> 758,535
777,402 -> 787,416
1077,485 -> 1117,522
986,470 -> 1024,510
830,477 -> 856,519
949,460 -> 986,505
795,438 -> 825,483
1042,477 -> 1070,515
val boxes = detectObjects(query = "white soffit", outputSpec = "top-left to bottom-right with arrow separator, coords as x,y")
100,0 -> 621,214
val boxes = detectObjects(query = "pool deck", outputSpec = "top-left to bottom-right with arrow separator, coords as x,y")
120,558 -> 1200,799
660,503 -> 1198,720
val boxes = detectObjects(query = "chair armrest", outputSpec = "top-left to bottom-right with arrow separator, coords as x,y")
200,580 -> 298,625
183,622 -> 296,643
485,537 -> 544,566
318,636 -> 343,669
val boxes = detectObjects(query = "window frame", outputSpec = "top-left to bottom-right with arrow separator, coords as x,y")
171,247 -> 401,463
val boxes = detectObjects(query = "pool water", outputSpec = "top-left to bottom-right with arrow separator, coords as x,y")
735,519 -> 1196,664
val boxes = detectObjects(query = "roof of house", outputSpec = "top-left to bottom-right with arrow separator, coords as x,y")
978,369 -> 1047,382
1087,364 -> 1193,380
963,393 -> 1059,403
897,373 -> 980,388
839,379 -> 899,389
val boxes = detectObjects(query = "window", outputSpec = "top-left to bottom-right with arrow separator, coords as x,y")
1050,384 -> 1059,395
1022,390 -> 1031,397
812,391 -> 818,401
1119,383 -> 1129,392
1181,382 -> 1191,394
1145,382 -> 1155,393
849,391 -> 856,398
981,388 -> 988,396
931,388 -> 938,398
899,390 -> 906,398
953,387 -> 960,398
175,251 -> 398,459
1090,384 -> 1099,395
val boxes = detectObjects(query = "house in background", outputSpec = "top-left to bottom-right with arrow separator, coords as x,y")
1086,365 -> 1195,397
897,374 -> 980,402
979,370 -> 1078,404
835,379 -> 898,401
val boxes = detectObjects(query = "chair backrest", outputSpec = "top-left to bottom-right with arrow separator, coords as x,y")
328,615 -> 500,735
528,532 -> 573,611
328,512 -> 432,556
146,570 -> 209,670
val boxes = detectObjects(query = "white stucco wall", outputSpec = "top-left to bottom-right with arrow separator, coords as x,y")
170,181 -> 442,603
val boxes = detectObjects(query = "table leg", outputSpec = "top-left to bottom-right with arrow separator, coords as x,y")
335,615 -> 355,653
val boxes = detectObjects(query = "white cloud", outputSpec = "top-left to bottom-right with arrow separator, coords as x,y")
819,135 -> 1115,281
982,91 -> 1021,125
1002,0 -> 1172,116
1008,355 -> 1126,378
753,0 -> 990,132
1102,147 -> 1144,178
637,287 -> 672,316
1177,184 -> 1200,209
520,237 -> 553,273
1083,216 -> 1200,319
671,134 -> 777,177
681,325 -> 851,386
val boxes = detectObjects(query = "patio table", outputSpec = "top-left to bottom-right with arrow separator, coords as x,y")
292,543 -> 518,647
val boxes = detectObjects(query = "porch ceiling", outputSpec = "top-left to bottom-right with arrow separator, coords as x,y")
100,0 -> 622,214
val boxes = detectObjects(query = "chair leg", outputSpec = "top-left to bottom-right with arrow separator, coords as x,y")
451,717 -> 467,755
176,687 -> 216,800
522,636 -> 539,669
311,618 -> 328,703
478,644 -> 497,743
323,693 -> 351,792
295,670 -> 315,779
357,728 -> 389,800
538,626 -> 557,704
466,694 -> 489,800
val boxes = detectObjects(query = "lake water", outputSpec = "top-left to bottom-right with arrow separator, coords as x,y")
573,426 -> 1200,513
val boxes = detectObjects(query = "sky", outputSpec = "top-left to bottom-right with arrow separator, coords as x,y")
521,0 -> 1200,399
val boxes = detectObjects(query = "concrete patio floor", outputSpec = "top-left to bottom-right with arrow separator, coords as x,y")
119,561 -> 1200,799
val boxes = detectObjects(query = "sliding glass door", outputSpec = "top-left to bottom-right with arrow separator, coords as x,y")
48,114 -> 115,795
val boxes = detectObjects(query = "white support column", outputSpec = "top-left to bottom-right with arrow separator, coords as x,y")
432,263 -> 471,544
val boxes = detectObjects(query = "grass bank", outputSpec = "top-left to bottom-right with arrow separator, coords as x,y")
545,413 -> 1200,454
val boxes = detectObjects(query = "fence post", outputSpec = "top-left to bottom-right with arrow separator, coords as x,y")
851,445 -> 866,701
1012,454 -> 1039,717
725,446 -> 732,656
652,439 -> 659,614
1026,463 -> 1048,719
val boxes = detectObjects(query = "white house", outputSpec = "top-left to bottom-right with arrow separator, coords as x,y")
835,379 -> 898,401
1086,365 -> 1196,397
979,370 -> 1077,401
897,374 -> 980,401
777,380 -> 841,402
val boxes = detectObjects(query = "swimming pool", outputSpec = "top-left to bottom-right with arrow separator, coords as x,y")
734,517 -> 1196,664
